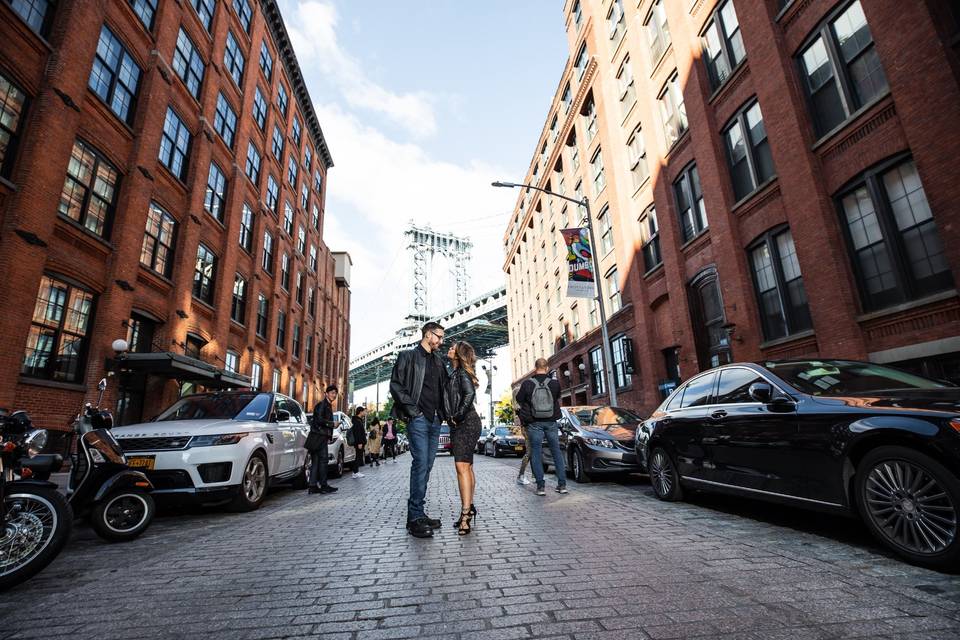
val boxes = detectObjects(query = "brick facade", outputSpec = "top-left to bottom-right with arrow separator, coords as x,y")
0,0 -> 351,433
504,0 -> 960,415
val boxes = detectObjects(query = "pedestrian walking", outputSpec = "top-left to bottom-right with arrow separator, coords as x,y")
381,418 -> 398,463
307,385 -> 340,494
366,418 -> 382,466
516,420 -> 532,485
516,358 -> 567,496
350,406 -> 368,479
443,341 -> 482,535
389,321 -> 449,538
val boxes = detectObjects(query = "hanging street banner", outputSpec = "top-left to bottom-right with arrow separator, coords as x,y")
561,227 -> 596,299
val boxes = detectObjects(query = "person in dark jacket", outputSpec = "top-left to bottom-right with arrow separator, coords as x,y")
307,385 -> 340,494
349,406 -> 368,479
516,358 -> 567,496
381,418 -> 398,463
389,321 -> 449,538
444,340 -> 482,535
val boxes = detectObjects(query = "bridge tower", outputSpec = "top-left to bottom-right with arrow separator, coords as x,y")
405,223 -> 472,321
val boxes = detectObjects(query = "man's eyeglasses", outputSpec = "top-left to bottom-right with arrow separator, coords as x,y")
428,331 -> 445,343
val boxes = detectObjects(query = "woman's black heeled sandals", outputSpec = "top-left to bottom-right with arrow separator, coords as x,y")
456,509 -> 473,535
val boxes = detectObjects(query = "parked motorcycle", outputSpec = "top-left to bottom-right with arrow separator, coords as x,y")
0,409 -> 72,590
64,379 -> 155,542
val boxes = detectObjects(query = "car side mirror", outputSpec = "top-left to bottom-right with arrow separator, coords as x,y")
275,409 -> 291,422
748,382 -> 772,404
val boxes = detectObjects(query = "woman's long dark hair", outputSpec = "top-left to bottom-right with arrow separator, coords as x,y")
452,341 -> 479,387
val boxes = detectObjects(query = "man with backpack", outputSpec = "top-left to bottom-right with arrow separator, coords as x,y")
515,358 -> 567,496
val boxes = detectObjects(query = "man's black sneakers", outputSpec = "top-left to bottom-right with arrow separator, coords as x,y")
424,516 -> 442,529
319,485 -> 338,493
406,518 -> 434,538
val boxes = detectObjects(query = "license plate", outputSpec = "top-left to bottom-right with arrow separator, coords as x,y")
126,455 -> 155,470
514,446 -> 523,451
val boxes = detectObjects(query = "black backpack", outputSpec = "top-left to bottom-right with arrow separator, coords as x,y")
530,378 -> 555,419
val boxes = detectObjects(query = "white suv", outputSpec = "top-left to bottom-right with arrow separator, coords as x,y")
113,391 -> 309,511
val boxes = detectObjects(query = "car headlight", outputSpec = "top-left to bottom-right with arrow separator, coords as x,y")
189,433 -> 249,447
583,437 -> 616,449
24,429 -> 47,457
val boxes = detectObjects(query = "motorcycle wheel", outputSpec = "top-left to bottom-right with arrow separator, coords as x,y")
91,490 -> 155,542
0,486 -> 73,590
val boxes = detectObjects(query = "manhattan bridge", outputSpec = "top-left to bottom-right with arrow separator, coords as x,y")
348,223 -> 509,391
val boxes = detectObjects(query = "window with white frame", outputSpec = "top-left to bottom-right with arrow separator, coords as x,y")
606,268 -> 622,312
645,0 -> 671,63
702,0 -> 746,89
598,205 -> 613,254
627,126 -> 648,190
674,163 -> 708,243
617,56 -> 635,116
659,71 -> 688,146
590,147 -> 605,194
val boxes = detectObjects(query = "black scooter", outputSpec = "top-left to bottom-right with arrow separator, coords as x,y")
65,379 -> 155,541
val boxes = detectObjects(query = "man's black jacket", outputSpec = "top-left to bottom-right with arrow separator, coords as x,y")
311,398 -> 336,439
515,374 -> 562,425
389,345 -> 448,421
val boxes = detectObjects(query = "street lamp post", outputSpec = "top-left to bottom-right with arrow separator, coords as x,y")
375,355 -> 393,418
492,181 -> 618,407
482,361 -> 497,426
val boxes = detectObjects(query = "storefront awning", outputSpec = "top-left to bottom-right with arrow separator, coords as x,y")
112,352 -> 251,389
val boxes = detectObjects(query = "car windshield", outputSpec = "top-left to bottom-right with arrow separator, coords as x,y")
155,393 -> 272,422
765,360 -> 952,396
494,426 -> 522,437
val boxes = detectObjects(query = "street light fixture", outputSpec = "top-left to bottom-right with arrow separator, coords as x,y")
492,181 -> 618,407
482,362 -> 498,427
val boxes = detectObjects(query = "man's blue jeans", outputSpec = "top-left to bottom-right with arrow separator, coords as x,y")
407,414 -> 441,521
527,421 -> 566,489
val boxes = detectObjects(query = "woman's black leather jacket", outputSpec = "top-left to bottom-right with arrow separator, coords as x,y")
443,368 -> 476,425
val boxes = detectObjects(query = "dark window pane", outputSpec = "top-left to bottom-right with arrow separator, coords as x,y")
680,373 -> 715,408
715,368 -> 763,404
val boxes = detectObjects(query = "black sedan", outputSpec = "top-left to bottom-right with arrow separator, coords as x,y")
544,406 -> 646,482
483,426 -> 525,457
636,359 -> 960,570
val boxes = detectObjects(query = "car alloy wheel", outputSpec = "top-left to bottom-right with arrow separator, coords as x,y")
243,455 -> 267,503
649,448 -> 682,501
571,447 -> 590,483
861,453 -> 958,557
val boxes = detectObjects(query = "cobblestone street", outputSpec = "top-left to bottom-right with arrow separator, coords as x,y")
3,453 -> 960,640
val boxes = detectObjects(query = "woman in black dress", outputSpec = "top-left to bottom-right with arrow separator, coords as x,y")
444,340 -> 482,535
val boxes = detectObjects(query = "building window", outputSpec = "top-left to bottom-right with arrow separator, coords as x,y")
606,269 -> 621,313
266,175 -> 279,212
561,83 -> 572,114
607,0 -> 626,43
639,206 -> 662,272
611,334 -> 632,389
21,275 -> 94,383
689,267 -> 731,369
10,0 -> 56,34
749,227 -> 812,341
283,201 -> 294,235
590,147 -> 605,194
305,334 -> 313,367
190,0 -> 215,31
245,142 -> 261,185
271,368 -> 280,392
297,225 -> 306,254
616,56 -> 635,116
261,230 -> 274,273
140,202 -> 176,277
250,361 -> 262,390
202,162 -> 227,223
193,243 -> 217,304
270,125 -> 284,162
58,139 -> 119,238
158,107 -> 190,181
589,346 -> 605,396
276,310 -> 286,349
307,287 -> 315,316
702,0 -> 746,89
588,299 -> 598,328
280,253 -> 290,290
572,307 -> 580,340
225,350 -> 239,373
799,1 -> 888,138
223,31 -> 245,88
627,126 -> 648,190
172,28 -> 205,100
256,294 -> 268,337
582,96 -> 597,141
126,313 -> 156,353
292,115 -> 302,147
598,206 -> 613,254
89,25 -> 142,125
276,82 -> 288,115
295,271 -> 304,305
287,155 -> 298,186
723,100 -> 775,201
659,71 -> 687,146
304,146 -> 313,171
574,42 -> 588,79
309,244 -> 317,272
231,274 -> 247,324
213,93 -> 237,148
239,202 -> 254,252
674,163 -> 708,243
838,157 -> 952,311
252,86 -> 267,129
259,40 -> 273,80
645,0 -> 671,63
292,323 -> 301,359
232,0 -> 252,32
314,169 -> 323,193
572,0 -> 582,31
0,72 -> 27,179
300,183 -> 309,209
129,0 -> 157,29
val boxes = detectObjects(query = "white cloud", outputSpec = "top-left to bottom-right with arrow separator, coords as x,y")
285,1 -> 437,137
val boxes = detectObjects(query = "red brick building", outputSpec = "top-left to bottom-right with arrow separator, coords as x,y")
504,0 -> 960,414
0,0 -> 351,433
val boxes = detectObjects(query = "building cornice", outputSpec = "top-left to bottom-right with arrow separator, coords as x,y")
260,0 -> 334,169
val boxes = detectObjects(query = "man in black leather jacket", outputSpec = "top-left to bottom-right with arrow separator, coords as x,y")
389,321 -> 448,538
308,384 -> 340,494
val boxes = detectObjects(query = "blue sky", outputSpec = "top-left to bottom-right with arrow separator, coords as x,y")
279,1 -> 570,402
